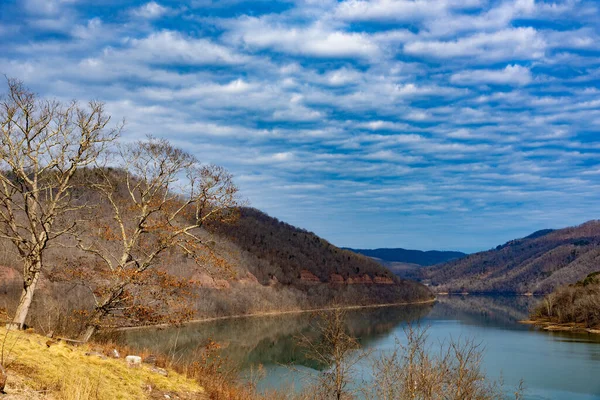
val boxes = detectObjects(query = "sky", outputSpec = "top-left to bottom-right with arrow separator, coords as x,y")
0,0 -> 599,253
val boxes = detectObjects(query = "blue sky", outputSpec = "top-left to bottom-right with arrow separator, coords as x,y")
1,0 -> 599,252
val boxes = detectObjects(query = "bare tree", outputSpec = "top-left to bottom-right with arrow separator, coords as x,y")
70,137 -> 239,341
367,325 -> 525,400
0,78 -> 119,329
299,308 -> 369,400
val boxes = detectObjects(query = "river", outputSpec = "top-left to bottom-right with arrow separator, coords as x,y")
121,295 -> 600,399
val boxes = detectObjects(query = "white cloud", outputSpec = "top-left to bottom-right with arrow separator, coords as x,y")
423,0 -> 535,36
125,31 -> 251,65
451,64 -> 533,86
71,18 -> 106,40
142,79 -> 258,101
226,17 -> 380,58
335,0 -> 482,22
545,28 -> 600,50
23,0 -> 78,16
130,2 -> 174,19
323,68 -> 364,86
404,28 -> 546,60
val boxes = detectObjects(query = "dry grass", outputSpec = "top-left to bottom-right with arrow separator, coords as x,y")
0,327 -> 205,400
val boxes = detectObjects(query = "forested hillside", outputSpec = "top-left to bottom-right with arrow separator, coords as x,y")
211,208 -> 410,285
0,187 -> 432,331
422,221 -> 600,294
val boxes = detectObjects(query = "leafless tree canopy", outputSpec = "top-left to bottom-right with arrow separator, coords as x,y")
295,316 -> 524,400
0,78 -> 120,328
72,137 -> 240,340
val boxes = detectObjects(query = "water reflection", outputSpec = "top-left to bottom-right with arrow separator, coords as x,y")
121,296 -> 600,399
121,303 -> 433,368
429,295 -> 537,329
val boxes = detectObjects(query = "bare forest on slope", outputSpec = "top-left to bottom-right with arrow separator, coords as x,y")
421,222 -> 600,294
531,271 -> 600,329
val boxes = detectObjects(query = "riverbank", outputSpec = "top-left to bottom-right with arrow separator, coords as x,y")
116,298 -> 437,331
0,327 -> 205,399
520,319 -> 600,335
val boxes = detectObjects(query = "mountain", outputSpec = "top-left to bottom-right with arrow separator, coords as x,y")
0,198 -> 433,327
206,208 -> 433,306
422,221 -> 600,294
348,248 -> 467,266
346,247 -> 466,279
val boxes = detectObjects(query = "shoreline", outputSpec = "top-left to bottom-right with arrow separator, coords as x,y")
433,291 -> 544,296
114,297 -> 437,332
520,319 -> 600,335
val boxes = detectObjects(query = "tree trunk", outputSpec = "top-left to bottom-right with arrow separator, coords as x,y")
78,305 -> 106,342
0,362 -> 6,393
79,324 -> 96,343
8,265 -> 40,330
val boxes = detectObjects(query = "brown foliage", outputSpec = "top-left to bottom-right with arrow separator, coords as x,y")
531,271 -> 600,328
62,138 -> 240,339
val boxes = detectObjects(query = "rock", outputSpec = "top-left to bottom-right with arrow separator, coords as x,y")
125,355 -> 142,367
192,272 -> 230,289
329,274 -> 345,284
143,354 -> 157,365
112,349 -> 120,358
150,366 -> 168,377
238,271 -> 260,285
373,276 -> 394,284
300,269 -> 320,283
347,274 -> 373,284
85,351 -> 107,359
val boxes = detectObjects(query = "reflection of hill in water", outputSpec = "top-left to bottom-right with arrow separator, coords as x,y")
427,295 -> 538,330
121,304 -> 433,369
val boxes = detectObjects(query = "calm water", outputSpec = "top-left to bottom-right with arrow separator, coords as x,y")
122,296 -> 600,399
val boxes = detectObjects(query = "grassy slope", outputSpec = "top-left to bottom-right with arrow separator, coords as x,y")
0,327 -> 205,400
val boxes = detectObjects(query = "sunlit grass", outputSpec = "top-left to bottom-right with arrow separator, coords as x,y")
0,327 -> 205,399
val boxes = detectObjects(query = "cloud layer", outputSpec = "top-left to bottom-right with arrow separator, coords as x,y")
1,0 -> 599,252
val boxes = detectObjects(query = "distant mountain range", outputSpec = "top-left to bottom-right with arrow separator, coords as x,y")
347,248 -> 467,266
346,247 -> 467,279
422,221 -> 600,294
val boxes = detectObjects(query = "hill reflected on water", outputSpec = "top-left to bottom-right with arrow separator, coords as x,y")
120,303 -> 433,369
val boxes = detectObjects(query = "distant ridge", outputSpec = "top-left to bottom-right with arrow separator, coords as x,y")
346,248 -> 467,266
423,221 -> 600,294
344,247 -> 467,280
